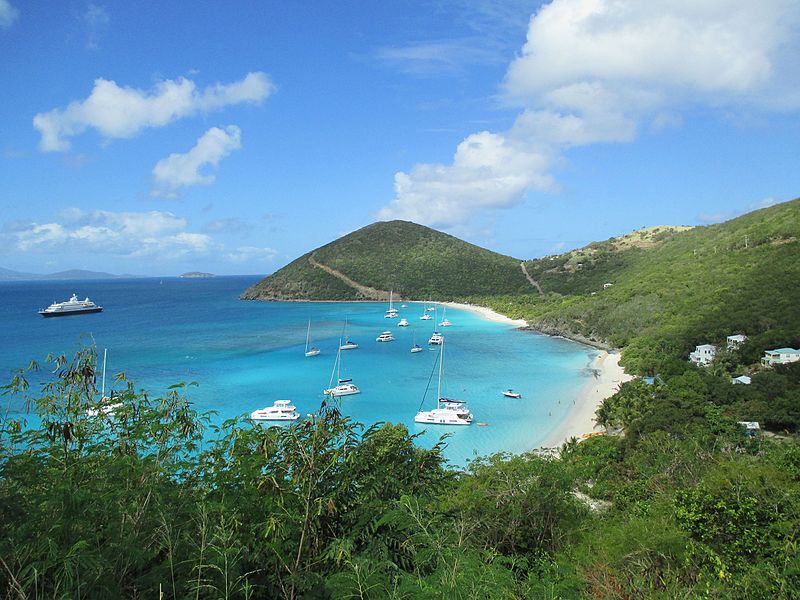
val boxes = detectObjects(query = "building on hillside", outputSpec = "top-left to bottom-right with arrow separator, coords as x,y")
731,375 -> 752,385
689,344 -> 717,366
761,348 -> 800,366
738,421 -> 761,436
603,282 -> 613,289
726,334 -> 748,350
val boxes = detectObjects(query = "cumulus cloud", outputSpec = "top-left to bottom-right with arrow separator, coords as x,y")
3,208 -> 279,267
0,0 -> 18,29
152,126 -> 241,196
33,72 -> 273,151
378,0 -> 800,227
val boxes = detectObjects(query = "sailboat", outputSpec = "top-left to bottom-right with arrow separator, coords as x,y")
415,339 -> 472,425
86,348 -> 122,416
410,327 -> 423,353
339,318 -> 359,350
420,299 -> 432,320
304,319 -> 321,357
384,289 -> 398,318
323,341 -> 361,397
439,306 -> 452,327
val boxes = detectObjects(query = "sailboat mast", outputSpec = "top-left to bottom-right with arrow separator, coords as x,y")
437,340 -> 444,407
101,348 -> 107,398
305,319 -> 311,353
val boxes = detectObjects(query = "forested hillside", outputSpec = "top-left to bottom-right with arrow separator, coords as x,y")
476,198 -> 800,375
241,220 -> 531,301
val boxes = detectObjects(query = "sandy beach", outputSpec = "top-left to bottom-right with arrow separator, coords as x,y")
540,350 -> 633,449
440,301 -> 528,327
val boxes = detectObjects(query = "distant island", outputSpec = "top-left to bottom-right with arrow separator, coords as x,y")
0,267 -> 133,281
179,272 -> 215,278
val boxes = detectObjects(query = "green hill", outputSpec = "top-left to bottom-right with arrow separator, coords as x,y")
477,198 -> 800,373
241,220 -> 532,301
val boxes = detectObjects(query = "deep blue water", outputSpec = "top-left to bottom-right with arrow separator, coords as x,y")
0,276 -> 597,465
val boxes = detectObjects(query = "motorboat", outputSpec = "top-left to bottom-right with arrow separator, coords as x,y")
376,331 -> 395,342
415,339 -> 473,426
428,332 -> 443,345
250,400 -> 299,422
304,319 -> 320,357
39,293 -> 103,317
502,390 -> 522,398
251,400 -> 300,421
397,318 -> 409,327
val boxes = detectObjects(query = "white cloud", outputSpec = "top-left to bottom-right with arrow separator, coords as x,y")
375,40 -> 502,75
224,246 -> 278,264
83,3 -> 110,49
378,0 -> 800,227
152,125 -> 241,196
4,208 -> 279,268
0,0 -> 18,29
33,72 -> 273,152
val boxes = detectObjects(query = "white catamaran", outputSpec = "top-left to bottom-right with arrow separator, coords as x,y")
415,339 -> 473,426
324,342 -> 361,397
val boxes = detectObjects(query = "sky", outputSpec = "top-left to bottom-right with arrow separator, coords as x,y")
1,0 -> 799,277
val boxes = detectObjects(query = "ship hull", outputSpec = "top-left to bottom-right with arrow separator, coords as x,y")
39,307 -> 103,317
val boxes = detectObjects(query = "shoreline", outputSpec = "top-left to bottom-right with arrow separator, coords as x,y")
440,301 -> 528,327
539,350 -> 633,449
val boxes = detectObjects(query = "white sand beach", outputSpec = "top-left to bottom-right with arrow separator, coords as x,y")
540,350 -> 633,449
440,301 -> 528,327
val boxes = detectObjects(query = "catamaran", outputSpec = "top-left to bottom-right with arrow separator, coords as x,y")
324,342 -> 361,397
397,318 -> 409,327
415,339 -> 473,426
376,331 -> 395,342
439,307 -> 452,327
304,319 -> 321,357
428,331 -> 443,345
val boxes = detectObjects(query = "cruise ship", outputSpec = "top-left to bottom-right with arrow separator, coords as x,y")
39,294 -> 103,317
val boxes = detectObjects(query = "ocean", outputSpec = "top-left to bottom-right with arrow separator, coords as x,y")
0,276 -> 597,466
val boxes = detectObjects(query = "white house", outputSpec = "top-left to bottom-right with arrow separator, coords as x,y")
726,334 -> 747,350
731,375 -> 752,385
689,344 -> 717,366
761,348 -> 800,367
738,421 -> 761,436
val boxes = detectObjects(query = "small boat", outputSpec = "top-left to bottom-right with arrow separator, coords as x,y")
340,318 -> 358,349
304,319 -> 320,357
439,307 -> 452,327
428,331 -> 443,345
86,349 -> 122,416
397,318 -> 409,327
420,313 -> 432,320
502,389 -> 522,398
400,304 -> 407,308
384,290 -> 399,318
415,339 -> 472,426
411,328 -> 423,353
376,331 -> 395,342
39,293 -> 103,317
324,343 -> 360,397
251,399 -> 300,421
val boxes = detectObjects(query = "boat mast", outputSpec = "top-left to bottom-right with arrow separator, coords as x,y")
305,319 -> 311,353
101,348 -> 107,398
437,340 -> 444,408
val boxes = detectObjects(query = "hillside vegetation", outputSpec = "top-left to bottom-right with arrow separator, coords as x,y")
475,199 -> 800,374
241,220 -> 531,301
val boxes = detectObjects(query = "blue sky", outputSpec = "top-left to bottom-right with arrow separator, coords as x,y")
1,1 -> 799,276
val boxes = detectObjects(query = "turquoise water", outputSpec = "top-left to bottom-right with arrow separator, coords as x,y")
0,276 -> 597,465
